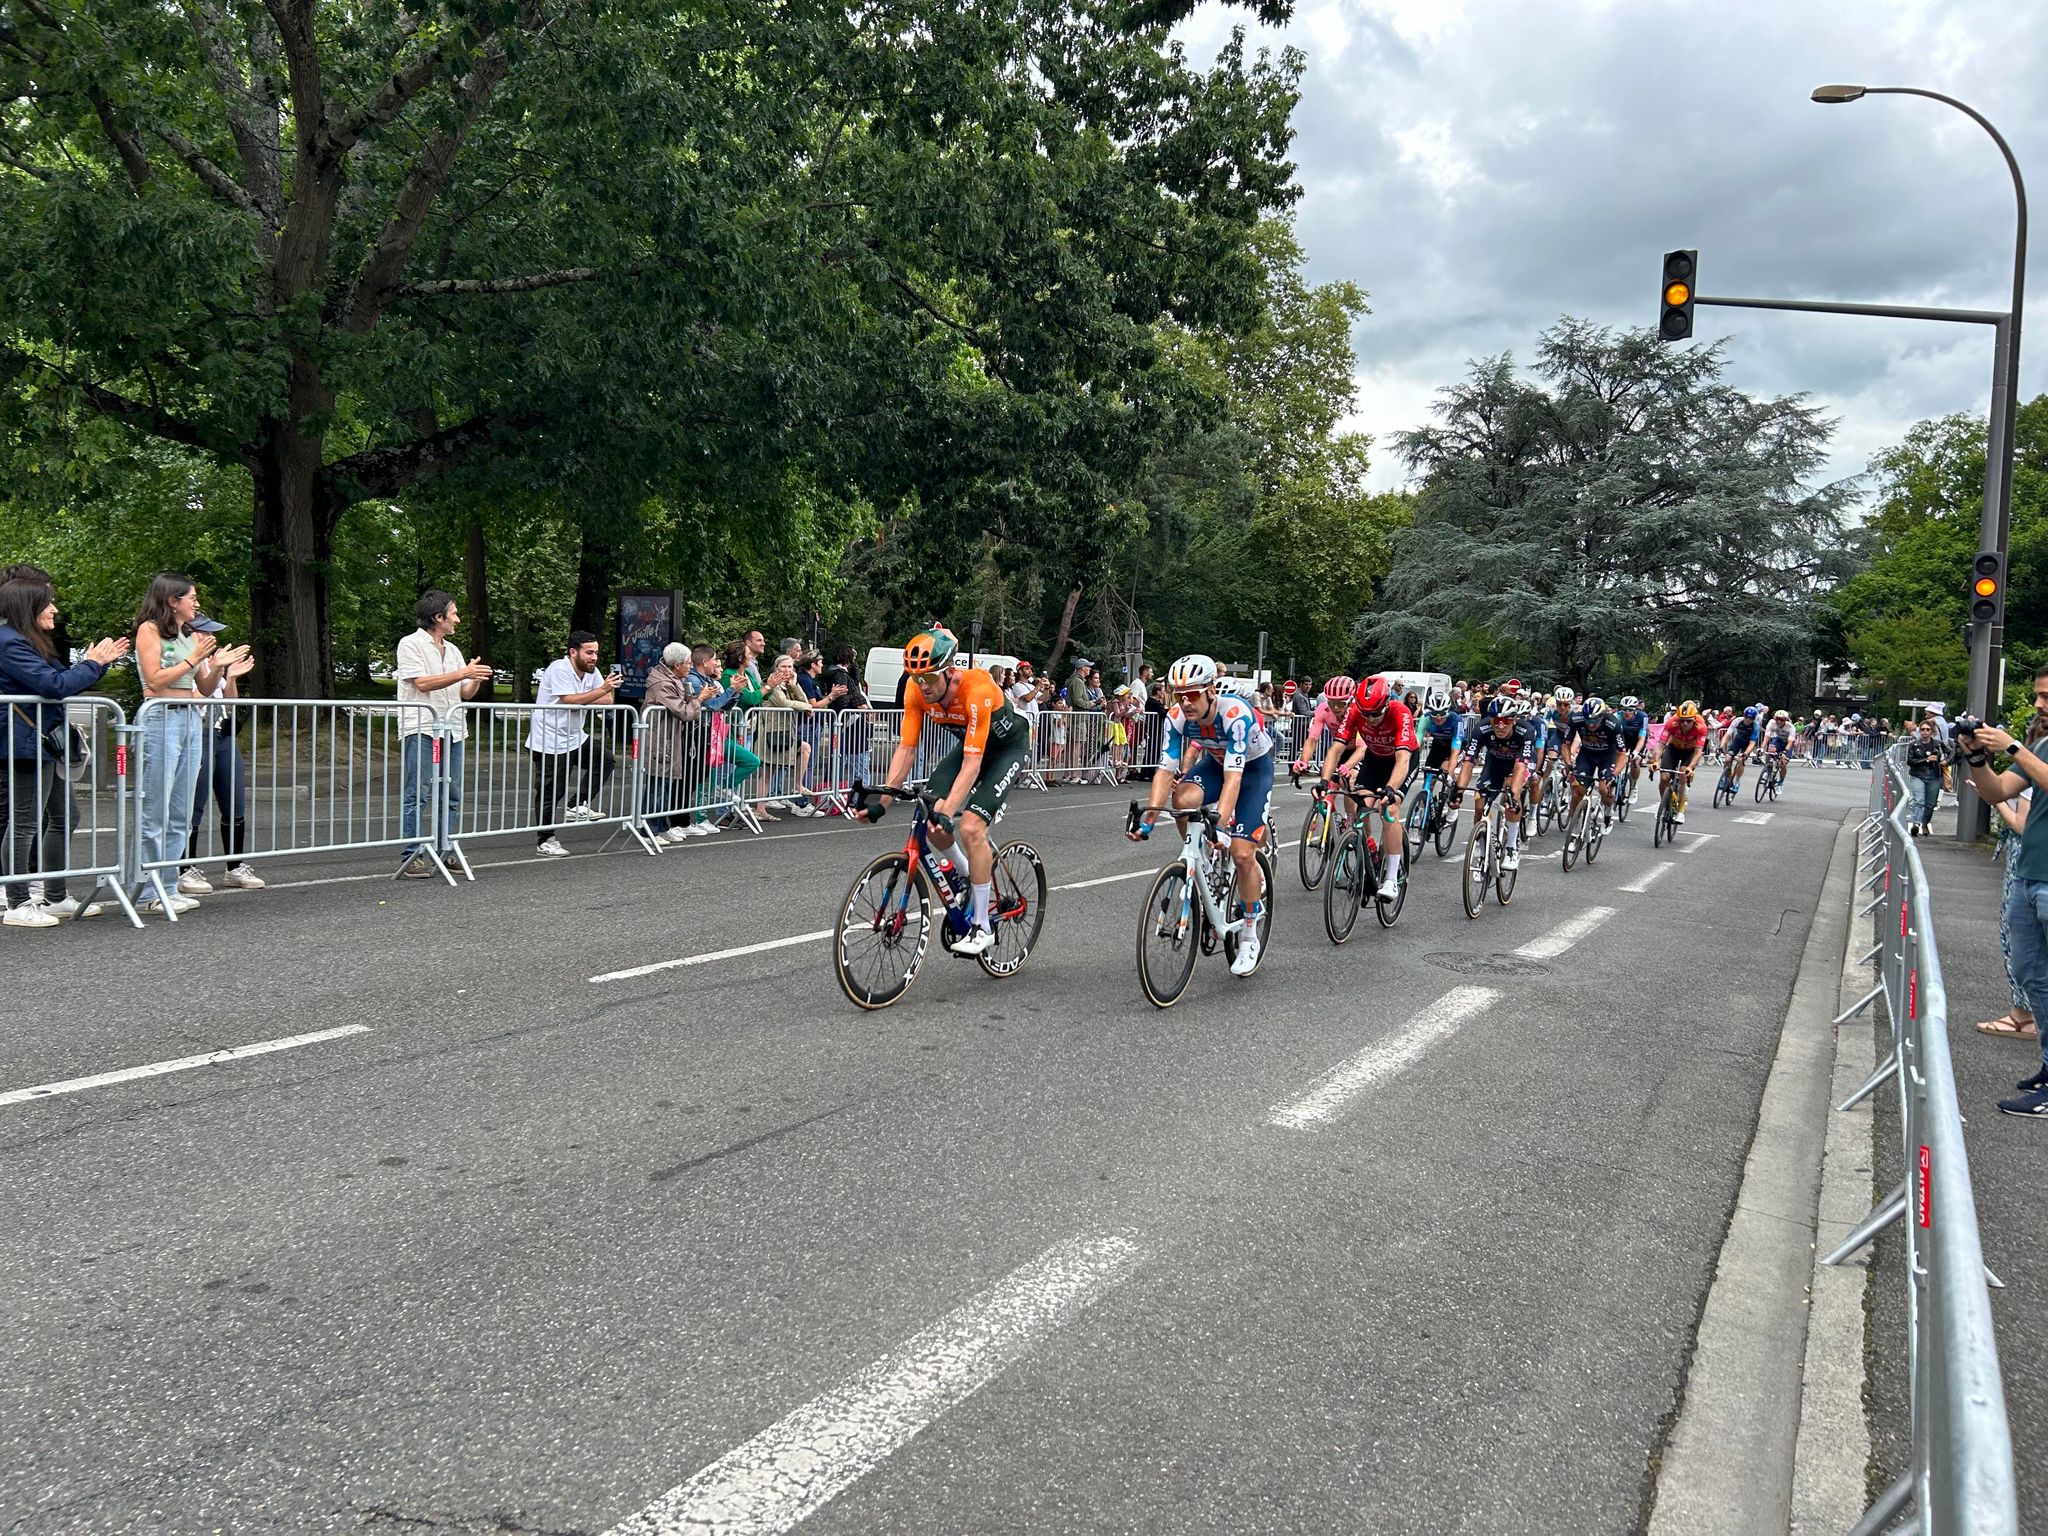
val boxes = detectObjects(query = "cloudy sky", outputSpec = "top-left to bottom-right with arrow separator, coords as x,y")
1175,0 -> 2047,500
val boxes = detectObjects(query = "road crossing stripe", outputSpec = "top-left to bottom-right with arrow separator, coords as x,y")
1513,906 -> 1615,960
1266,987 -> 1498,1130
601,1231 -> 1143,1536
0,1025 -> 371,1108
1732,811 -> 1774,825
1619,862 -> 1675,893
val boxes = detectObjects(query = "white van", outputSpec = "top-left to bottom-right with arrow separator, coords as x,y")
1376,669 -> 1453,705
864,645 -> 1025,707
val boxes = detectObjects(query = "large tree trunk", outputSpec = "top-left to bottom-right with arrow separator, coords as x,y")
1043,582 -> 1085,676
248,408 -> 335,699
465,516 -> 494,687
571,534 -> 616,641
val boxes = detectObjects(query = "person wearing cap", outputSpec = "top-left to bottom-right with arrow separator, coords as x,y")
1009,662 -> 1036,708
177,611 -> 264,895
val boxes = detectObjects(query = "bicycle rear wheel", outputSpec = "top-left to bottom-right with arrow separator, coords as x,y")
1373,835 -> 1406,927
1403,789 -> 1429,862
979,840 -> 1047,978
1298,800 -> 1331,890
1136,864 -> 1199,1009
1495,835 -> 1519,905
1585,802 -> 1605,864
1224,848 -> 1277,973
1433,789 -> 1459,857
1325,829 -> 1365,944
835,851 -> 933,1010
1560,799 -> 1583,871
1461,812 -> 1489,920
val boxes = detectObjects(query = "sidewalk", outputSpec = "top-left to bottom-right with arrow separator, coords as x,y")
1870,834 -> 2047,1530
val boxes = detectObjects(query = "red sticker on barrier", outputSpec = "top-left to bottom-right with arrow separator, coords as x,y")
1908,968 -> 1918,1020
432,737 -> 443,766
1900,899 -> 1909,938
115,744 -> 128,777
1917,1145 -> 1932,1228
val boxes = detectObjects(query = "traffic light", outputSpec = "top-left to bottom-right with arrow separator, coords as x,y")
1968,550 -> 2004,627
1659,250 -> 1697,341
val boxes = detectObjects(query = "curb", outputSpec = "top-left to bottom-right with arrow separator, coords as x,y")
1647,812 -> 1862,1534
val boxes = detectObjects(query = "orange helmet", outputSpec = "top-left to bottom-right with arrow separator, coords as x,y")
902,628 -> 959,675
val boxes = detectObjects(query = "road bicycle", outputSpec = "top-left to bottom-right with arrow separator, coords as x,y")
1532,754 -> 1567,836
1614,750 -> 1642,824
833,782 -> 1047,1010
1403,761 -> 1460,861
1127,797 -> 1277,1008
1652,767 -> 1691,849
1460,784 -> 1522,919
1711,754 -> 1742,809
1754,752 -> 1784,803
1293,771 -> 1351,891
1324,785 -> 1406,943
1560,773 -> 1611,872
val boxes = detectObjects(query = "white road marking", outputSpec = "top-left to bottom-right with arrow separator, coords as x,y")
1267,987 -> 1498,1130
0,1026 -> 371,1108
1620,861 -> 1675,893
1732,811 -> 1774,825
1513,906 -> 1615,960
590,931 -> 834,984
603,1231 -> 1143,1536
1678,833 -> 1719,853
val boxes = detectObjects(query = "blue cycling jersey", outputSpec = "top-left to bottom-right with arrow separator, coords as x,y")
1164,695 -> 1274,773
1618,708 -> 1649,741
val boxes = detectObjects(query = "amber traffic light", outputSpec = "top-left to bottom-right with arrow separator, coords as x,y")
1660,250 -> 1697,341
1969,551 -> 2004,626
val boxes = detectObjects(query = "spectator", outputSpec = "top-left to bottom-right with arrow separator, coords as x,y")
1925,700 -> 1952,748
178,613 -> 264,894
133,573 -> 237,915
759,651 -> 823,815
528,630 -> 621,857
1047,681 -> 1074,784
1904,717 -> 1948,835
823,643 -> 871,800
796,650 -> 847,810
1084,667 -> 1106,710
679,642 -> 754,827
642,641 -> 706,844
1065,657 -> 1091,717
1288,680 -> 1313,721
1984,781 -> 2041,1041
1108,683 -> 1140,781
0,579 -> 128,926
1860,715 -> 1884,768
395,589 -> 492,877
0,563 -> 57,893
1009,662 -> 1036,707
741,628 -> 769,694
718,639 -> 772,818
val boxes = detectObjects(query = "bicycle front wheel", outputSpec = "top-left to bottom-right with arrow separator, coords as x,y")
835,851 -> 933,1010
1461,813 -> 1489,920
979,840 -> 1047,978
1433,790 -> 1459,857
1325,830 -> 1365,944
1298,800 -> 1331,890
1374,835 -> 1406,928
1560,801 -> 1583,871
1136,864 -> 1200,1009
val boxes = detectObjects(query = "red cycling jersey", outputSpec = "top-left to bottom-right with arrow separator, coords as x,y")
1662,713 -> 1706,750
1335,698 -> 1420,756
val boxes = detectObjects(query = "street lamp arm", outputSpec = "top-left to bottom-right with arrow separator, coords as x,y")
1861,87 -> 2028,286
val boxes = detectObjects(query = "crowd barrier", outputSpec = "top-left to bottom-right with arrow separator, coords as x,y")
1826,749 -> 2017,1534
445,701 -> 653,871
0,693 -> 137,926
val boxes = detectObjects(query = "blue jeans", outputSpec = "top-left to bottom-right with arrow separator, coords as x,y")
137,703 -> 205,896
400,734 -> 461,861
2002,877 -> 2048,1069
2001,841 -> 2031,1012
1911,774 -> 1941,827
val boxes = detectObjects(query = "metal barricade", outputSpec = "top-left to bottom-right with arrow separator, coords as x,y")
0,693 -> 138,928
1826,746 -> 2017,1534
634,702 -> 727,846
735,705 -> 839,823
1061,710 -> 1122,786
130,696 -> 445,915
445,701 -> 654,874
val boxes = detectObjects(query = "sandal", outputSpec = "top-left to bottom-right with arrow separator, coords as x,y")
1976,1013 -> 2039,1039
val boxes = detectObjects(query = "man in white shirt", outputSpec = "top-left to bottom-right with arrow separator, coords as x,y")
396,590 -> 492,875
528,630 -> 621,856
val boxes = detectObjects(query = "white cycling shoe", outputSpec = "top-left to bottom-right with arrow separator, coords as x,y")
952,924 -> 997,957
1230,928 -> 1262,977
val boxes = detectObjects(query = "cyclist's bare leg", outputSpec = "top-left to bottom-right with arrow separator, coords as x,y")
1229,834 -> 1264,906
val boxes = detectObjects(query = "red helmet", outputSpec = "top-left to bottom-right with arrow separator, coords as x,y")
1355,675 -> 1392,714
1324,675 -> 1356,701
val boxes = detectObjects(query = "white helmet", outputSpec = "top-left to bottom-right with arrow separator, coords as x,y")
1493,697 -> 1526,719
1167,653 -> 1219,690
1425,686 -> 1451,713
1584,695 -> 1606,715
1619,695 -> 1642,710
1553,685 -> 1577,704
1220,675 -> 1257,699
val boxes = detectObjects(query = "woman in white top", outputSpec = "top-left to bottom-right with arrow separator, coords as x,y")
133,573 -> 245,914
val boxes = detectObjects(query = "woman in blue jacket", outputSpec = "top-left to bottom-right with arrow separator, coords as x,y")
0,579 -> 129,927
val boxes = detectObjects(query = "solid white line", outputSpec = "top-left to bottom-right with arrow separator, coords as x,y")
1679,833 -> 1719,854
1732,811 -> 1774,825
1513,906 -> 1615,960
602,1231 -> 1143,1536
1620,861 -> 1675,893
590,931 -> 834,984
1267,987 -> 1498,1130
1055,869 -> 1156,892
0,1026 -> 372,1108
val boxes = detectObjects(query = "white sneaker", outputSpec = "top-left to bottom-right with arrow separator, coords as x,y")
696,821 -> 722,836
1229,927 -> 1262,976
41,897 -> 102,920
1673,811 -> 1686,825
139,893 -> 200,916
223,864 -> 266,889
1502,848 -> 1521,871
3,903 -> 58,929
564,804 -> 602,823
952,924 -> 997,957
659,826 -> 692,845
535,836 -> 571,858
790,803 -> 820,818
177,870 -> 214,895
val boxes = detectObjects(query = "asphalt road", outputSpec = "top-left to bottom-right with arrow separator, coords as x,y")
0,764 -> 1869,1535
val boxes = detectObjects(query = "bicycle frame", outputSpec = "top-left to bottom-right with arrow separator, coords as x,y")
1144,808 -> 1251,948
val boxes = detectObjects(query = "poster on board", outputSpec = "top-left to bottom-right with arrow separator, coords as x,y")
616,590 -> 684,699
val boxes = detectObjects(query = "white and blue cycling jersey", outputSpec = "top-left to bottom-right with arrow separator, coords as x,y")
1164,696 -> 1274,773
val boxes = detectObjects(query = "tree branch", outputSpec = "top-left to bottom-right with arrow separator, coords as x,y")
332,37 -> 464,152
392,266 -> 607,299
320,408 -> 537,509
86,84 -> 153,189
3,348 -> 214,452
0,149 -> 50,181
156,128 -> 262,217
179,0 -> 283,226
887,269 -> 1008,383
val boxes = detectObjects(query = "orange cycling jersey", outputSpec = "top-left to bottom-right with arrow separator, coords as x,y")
903,668 -> 1022,755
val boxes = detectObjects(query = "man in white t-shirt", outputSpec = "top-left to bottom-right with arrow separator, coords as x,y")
396,590 -> 493,875
527,630 -> 622,856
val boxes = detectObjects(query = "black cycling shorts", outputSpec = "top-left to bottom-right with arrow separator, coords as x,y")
1352,752 -> 1400,794
1573,746 -> 1618,786
925,729 -> 1030,827
1659,742 -> 1696,775
1424,735 -> 1457,770
1476,753 -> 1527,798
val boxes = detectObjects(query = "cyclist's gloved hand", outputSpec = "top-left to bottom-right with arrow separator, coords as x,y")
1128,810 -> 1155,842
1211,825 -> 1234,852
930,808 -> 955,836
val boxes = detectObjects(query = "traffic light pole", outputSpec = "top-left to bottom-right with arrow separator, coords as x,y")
1694,293 -> 2011,841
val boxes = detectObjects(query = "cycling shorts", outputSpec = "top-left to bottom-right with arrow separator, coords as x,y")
924,727 -> 1030,827
1477,753 -> 1527,798
1573,745 -> 1618,786
1424,734 -> 1458,770
1659,742 -> 1695,775
1190,749 -> 1273,841
1542,727 -> 1562,754
1350,751 -> 1403,800
1619,731 -> 1645,751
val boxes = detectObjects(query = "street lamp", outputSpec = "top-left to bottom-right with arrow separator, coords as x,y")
1814,83 -> 2028,835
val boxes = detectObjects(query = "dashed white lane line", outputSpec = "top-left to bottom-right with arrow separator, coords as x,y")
1267,987 -> 1499,1130
602,1231 -> 1143,1536
591,932 -> 834,984
1678,833 -> 1719,854
0,1026 -> 372,1108
1619,861 -> 1675,893
1732,811 -> 1775,825
1513,906 -> 1615,960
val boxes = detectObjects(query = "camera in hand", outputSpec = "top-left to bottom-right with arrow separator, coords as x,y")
1952,713 -> 1985,737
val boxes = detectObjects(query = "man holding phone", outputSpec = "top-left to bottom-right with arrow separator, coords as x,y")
527,630 -> 622,857
1954,670 -> 2048,1115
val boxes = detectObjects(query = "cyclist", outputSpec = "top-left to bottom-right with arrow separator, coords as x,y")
1616,695 -> 1651,803
1565,694 -> 1625,830
1418,684 -> 1465,775
1721,705 -> 1761,794
1292,674 -> 1354,776
1132,653 -> 1275,977
1318,674 -> 1419,906
859,626 -> 1029,957
1760,708 -> 1794,787
1457,697 -> 1538,871
1532,685 -> 1574,822
1659,700 -> 1709,823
